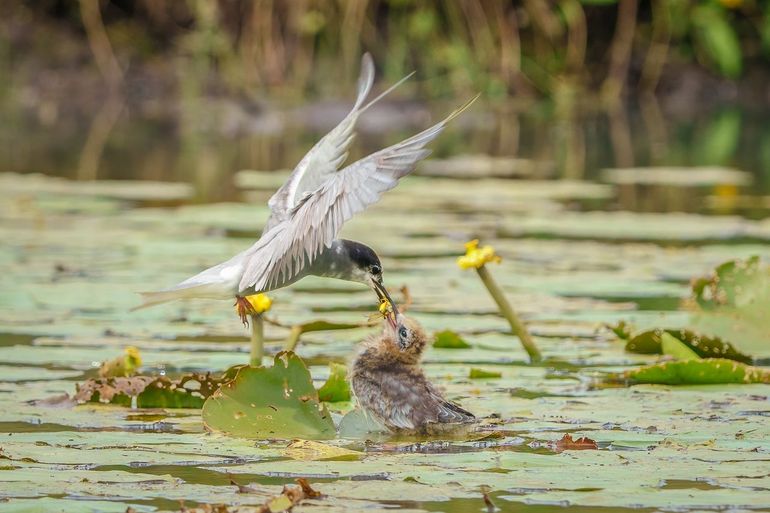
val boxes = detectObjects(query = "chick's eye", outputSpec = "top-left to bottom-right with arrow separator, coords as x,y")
399,327 -> 408,339
371,265 -> 382,275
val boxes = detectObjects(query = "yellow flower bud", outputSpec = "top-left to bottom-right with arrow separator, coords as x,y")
457,239 -> 501,269
244,293 -> 272,314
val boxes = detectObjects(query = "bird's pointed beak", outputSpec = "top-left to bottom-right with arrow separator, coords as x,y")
372,279 -> 399,329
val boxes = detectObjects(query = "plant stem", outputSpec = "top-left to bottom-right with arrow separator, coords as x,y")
283,325 -> 303,352
476,265 -> 542,362
250,314 -> 264,366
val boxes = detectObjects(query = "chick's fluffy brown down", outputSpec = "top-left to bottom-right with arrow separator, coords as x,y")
350,316 -> 474,434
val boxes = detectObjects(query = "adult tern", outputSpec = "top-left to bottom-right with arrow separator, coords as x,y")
136,54 -> 476,323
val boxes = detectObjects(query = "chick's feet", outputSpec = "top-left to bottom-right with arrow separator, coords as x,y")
234,295 -> 256,327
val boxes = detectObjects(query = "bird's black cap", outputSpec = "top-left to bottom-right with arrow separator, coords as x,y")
341,239 -> 381,270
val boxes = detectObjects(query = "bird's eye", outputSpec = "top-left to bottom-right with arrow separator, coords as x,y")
371,264 -> 382,275
399,327 -> 408,339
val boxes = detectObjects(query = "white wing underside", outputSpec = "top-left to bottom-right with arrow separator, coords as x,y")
239,95 -> 477,294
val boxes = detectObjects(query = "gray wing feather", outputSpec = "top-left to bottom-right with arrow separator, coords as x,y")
264,54 -> 375,232
265,55 -> 416,233
239,96 -> 478,292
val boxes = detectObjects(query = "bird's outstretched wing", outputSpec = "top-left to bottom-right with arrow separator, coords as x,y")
239,95 -> 478,293
264,53 -> 413,232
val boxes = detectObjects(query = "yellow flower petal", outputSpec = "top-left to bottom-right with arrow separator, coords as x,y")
244,293 -> 272,314
457,239 -> 501,269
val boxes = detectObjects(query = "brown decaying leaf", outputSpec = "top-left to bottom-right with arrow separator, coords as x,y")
553,433 -> 599,452
75,373 -> 222,407
201,477 -> 324,513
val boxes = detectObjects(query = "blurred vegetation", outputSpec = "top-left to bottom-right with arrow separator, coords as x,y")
5,0 -> 770,105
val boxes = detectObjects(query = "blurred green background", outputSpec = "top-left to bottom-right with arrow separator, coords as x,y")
2,0 -> 770,205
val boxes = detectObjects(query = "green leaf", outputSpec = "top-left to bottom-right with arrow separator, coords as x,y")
433,330 -> 471,349
688,256 -> 769,356
75,373 -> 222,409
622,328 -> 751,364
691,256 -> 764,310
317,362 -> 351,403
660,333 -> 701,361
691,4 -> 742,78
202,352 -> 336,440
469,368 -> 502,379
619,358 -> 770,385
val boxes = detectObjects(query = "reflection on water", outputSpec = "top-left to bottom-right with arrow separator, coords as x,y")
2,91 -> 770,215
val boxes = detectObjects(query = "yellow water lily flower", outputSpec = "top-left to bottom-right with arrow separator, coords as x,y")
244,293 -> 273,314
457,239 -> 501,269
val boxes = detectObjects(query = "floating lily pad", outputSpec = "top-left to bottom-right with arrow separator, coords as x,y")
202,352 -> 335,439
468,368 -> 502,379
615,358 -> 770,385
433,330 -> 471,349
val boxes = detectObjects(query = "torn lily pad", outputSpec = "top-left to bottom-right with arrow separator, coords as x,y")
688,256 -> 769,356
202,352 -> 336,440
617,327 -> 752,364
75,373 -> 222,408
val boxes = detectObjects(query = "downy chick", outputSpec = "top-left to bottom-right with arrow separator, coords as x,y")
350,315 -> 474,434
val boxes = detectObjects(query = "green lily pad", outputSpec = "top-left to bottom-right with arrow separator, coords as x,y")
317,363 -> 351,403
616,358 -> 770,385
433,330 -> 471,349
202,352 -> 336,439
688,256 -> 769,356
691,256 -> 767,310
468,368 -> 502,379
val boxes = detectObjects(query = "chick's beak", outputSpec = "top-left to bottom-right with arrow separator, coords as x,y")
372,278 -> 398,329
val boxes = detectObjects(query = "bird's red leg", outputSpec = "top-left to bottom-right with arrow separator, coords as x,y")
234,295 -> 255,327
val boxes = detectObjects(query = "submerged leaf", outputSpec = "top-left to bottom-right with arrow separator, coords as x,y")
617,358 -> 770,385
317,363 -> 351,403
75,373 -> 222,408
202,352 -> 336,440
284,440 -> 362,461
433,330 -> 471,349
469,368 -> 502,379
